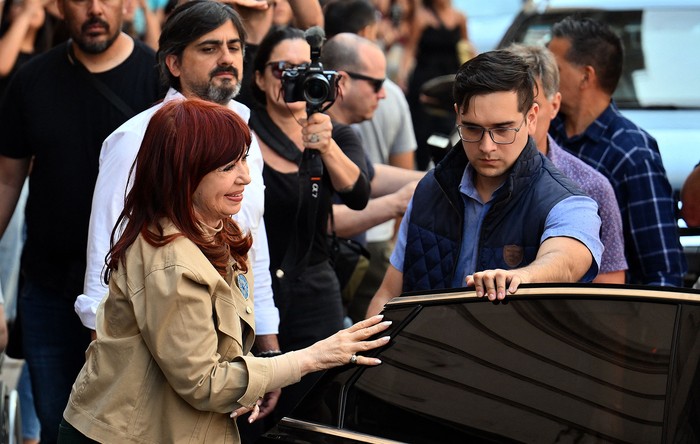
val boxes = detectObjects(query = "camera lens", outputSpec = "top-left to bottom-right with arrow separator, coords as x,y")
303,74 -> 331,105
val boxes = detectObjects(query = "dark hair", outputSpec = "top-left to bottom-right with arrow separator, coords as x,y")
250,25 -> 305,106
157,0 -> 247,90
323,0 -> 377,38
106,99 -> 253,281
551,15 -> 623,95
453,49 -> 535,115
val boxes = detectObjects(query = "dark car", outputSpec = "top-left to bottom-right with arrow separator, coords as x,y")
260,284 -> 700,443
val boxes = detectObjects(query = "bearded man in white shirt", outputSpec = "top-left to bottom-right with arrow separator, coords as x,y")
77,0 -> 282,418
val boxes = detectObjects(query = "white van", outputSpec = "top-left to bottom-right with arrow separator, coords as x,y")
499,0 -> 700,284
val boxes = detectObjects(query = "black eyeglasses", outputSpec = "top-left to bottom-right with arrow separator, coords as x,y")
345,71 -> 385,93
456,119 -> 526,145
266,61 -> 309,80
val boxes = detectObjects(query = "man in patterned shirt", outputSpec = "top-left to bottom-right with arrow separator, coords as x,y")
507,43 -> 628,284
547,16 -> 686,286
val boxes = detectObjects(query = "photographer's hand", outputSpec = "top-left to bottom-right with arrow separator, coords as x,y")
300,113 -> 361,192
300,113 -> 333,155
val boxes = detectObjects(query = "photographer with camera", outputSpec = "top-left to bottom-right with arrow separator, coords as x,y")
248,25 -> 370,422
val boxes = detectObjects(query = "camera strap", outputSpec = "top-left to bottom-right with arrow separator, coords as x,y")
250,109 -> 324,281
66,40 -> 135,120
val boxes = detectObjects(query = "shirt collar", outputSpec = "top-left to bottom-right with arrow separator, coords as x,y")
553,100 -> 619,145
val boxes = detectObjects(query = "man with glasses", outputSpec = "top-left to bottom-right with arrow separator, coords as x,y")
367,50 -> 603,315
321,33 -> 387,125
320,31 -> 423,321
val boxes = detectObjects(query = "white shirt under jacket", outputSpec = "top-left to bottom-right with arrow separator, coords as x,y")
76,88 -> 279,335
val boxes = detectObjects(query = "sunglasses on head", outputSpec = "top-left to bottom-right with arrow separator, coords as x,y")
265,61 -> 309,80
345,71 -> 385,93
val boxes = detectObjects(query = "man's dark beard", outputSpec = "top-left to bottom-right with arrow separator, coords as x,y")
74,18 -> 119,54
192,66 -> 241,105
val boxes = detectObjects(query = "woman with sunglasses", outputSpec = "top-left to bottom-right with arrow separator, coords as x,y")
249,26 -> 371,420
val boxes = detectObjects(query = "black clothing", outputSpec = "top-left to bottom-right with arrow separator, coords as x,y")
407,18 -> 461,170
0,52 -> 34,99
0,40 -> 162,299
251,109 -> 369,422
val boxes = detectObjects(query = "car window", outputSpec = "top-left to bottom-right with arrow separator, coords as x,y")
339,297 -> 699,443
505,9 -> 700,109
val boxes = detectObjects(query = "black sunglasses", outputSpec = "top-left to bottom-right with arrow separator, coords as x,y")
345,71 -> 385,93
265,61 -> 309,80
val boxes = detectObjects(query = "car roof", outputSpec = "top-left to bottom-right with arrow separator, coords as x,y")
530,0 -> 700,11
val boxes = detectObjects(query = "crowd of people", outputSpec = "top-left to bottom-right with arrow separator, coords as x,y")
0,0 -> 693,442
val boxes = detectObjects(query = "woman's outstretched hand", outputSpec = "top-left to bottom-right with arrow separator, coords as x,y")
299,314 -> 392,373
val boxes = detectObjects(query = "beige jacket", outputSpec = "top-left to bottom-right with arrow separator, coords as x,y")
64,222 -> 301,443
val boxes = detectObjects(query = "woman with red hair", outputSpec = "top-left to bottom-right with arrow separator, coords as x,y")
59,99 -> 390,443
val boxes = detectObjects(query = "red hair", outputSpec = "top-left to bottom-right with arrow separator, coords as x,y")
106,99 -> 253,282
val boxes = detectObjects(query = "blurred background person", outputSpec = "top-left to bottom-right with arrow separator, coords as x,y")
0,0 -> 49,94
548,16 -> 686,286
399,0 -> 468,170
60,98 -> 391,444
249,25 -> 370,420
121,0 -> 163,50
318,29 -> 423,321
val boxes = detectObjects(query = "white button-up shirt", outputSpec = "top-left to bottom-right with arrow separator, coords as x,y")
76,88 -> 279,334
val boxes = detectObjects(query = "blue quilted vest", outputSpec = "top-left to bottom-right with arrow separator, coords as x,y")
402,138 -> 586,292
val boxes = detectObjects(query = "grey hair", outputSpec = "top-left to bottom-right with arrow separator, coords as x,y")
506,43 -> 559,100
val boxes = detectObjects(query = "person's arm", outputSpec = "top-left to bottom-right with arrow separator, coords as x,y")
593,270 -> 625,284
370,163 -> 424,197
133,254 -> 390,416
288,0 -> 323,29
396,5 -> 423,91
466,195 -> 602,300
0,156 -> 30,238
137,0 -> 161,51
681,163 -> 700,227
366,265 -> 403,318
388,151 -> 415,171
303,114 -> 361,194
236,132 -> 280,340
584,166 -> 627,284
466,236 -> 593,300
78,126 -> 146,330
0,0 -> 44,76
333,181 -> 416,238
303,117 -> 370,209
333,179 -> 417,238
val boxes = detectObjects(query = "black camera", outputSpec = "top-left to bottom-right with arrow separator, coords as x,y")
281,27 -> 338,115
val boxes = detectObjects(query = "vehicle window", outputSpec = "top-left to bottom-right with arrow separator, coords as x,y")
506,9 -> 700,109
343,298 -> 698,443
